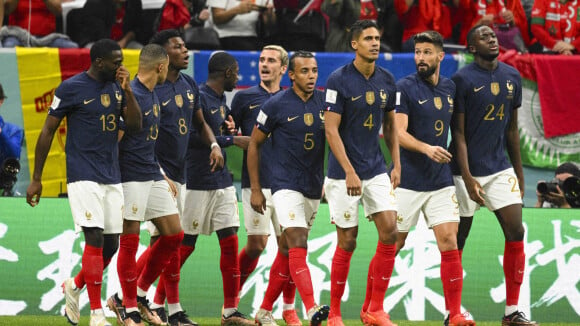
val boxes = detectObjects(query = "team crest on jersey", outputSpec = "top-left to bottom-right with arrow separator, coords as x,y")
132,204 -> 138,215
491,82 -> 500,96
366,91 -> 375,105
434,97 -> 443,110
192,220 -> 199,230
153,104 -> 160,117
379,89 -> 387,109
304,113 -> 314,126
344,212 -> 351,220
175,94 -> 184,108
101,94 -> 111,107
115,91 -> 122,110
85,211 -> 92,220
506,80 -> 514,99
187,91 -> 195,109
319,110 -> 325,121
253,217 -> 260,226
220,106 -> 226,119
289,211 -> 295,220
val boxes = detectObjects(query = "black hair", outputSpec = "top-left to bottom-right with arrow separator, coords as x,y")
208,51 -> 237,74
556,162 -> 580,177
288,50 -> 315,72
466,24 -> 486,48
149,29 -> 182,47
413,30 -> 444,51
350,20 -> 380,41
90,39 -> 121,62
139,44 -> 168,68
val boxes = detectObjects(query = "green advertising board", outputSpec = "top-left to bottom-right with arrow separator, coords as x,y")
0,198 -> 579,322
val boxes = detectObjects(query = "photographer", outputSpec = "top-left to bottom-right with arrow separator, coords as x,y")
535,162 -> 580,208
0,82 -> 24,196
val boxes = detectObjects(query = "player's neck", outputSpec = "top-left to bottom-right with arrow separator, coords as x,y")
353,57 -> 375,79
260,80 -> 281,93
136,72 -> 157,92
292,86 -> 312,102
474,56 -> 498,71
206,79 -> 225,96
165,68 -> 180,83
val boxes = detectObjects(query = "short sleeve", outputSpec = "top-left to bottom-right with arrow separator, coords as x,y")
324,72 -> 345,115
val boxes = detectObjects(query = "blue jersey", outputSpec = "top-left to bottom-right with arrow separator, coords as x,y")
49,72 -> 125,184
324,62 -> 397,180
256,89 -> 326,199
154,73 -> 200,184
449,62 -> 522,177
395,73 -> 455,191
185,83 -> 234,190
230,85 -> 280,189
118,78 -> 164,182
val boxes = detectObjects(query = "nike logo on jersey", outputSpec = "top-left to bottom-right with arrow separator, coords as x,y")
162,99 -> 171,106
351,95 -> 362,101
249,104 -> 260,110
144,110 -> 152,116
474,86 -> 485,92
83,98 -> 96,105
287,116 -> 299,122
211,108 -> 219,114
418,99 -> 428,104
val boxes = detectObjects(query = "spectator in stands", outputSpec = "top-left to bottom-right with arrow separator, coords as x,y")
207,0 -> 272,50
269,0 -> 327,52
1,0 -> 78,48
157,0 -> 210,31
456,0 -> 530,52
67,0 -> 144,49
394,0 -> 456,52
535,162 -> 580,208
530,0 -> 580,55
0,82 -> 24,197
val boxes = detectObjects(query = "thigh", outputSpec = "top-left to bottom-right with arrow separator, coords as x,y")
212,186 -> 241,232
424,186 -> 460,228
324,177 -> 360,228
67,181 -> 106,232
361,173 -> 397,217
102,183 -> 124,234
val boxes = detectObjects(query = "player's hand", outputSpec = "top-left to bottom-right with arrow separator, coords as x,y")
225,115 -> 237,135
345,170 -> 362,196
236,0 -> 260,14
250,189 -> 267,214
464,176 -> 485,206
390,165 -> 401,190
501,10 -> 514,24
209,146 -> 224,172
426,145 -> 452,164
545,187 -> 569,207
26,180 -> 42,207
480,14 -> 494,25
116,66 -> 131,91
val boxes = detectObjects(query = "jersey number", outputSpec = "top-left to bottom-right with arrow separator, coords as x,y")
147,124 -> 159,141
99,114 -> 117,132
434,119 -> 445,137
363,114 -> 374,130
178,118 -> 188,135
304,133 -> 315,150
484,104 -> 505,121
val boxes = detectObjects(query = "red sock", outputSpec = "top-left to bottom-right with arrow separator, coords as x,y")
154,244 -> 194,305
81,245 -> 104,310
162,250 -> 181,304
220,235 -> 240,309
261,251 -> 290,311
282,277 -> 296,305
504,241 -> 525,306
138,231 -> 183,292
238,248 -> 260,289
288,247 -> 315,312
135,246 -> 151,277
362,256 -> 376,312
368,242 -> 395,312
73,254 -> 113,290
117,234 -> 139,309
330,246 -> 353,317
441,250 -> 463,316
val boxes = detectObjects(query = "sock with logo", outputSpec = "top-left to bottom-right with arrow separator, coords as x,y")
153,243 -> 194,305
74,254 -> 113,290
362,255 -> 376,312
504,240 -> 525,306
288,247 -> 316,312
219,234 -> 240,309
330,246 -> 353,317
441,249 -> 463,317
82,244 -> 104,310
238,247 -> 260,289
118,234 -> 139,309
261,251 -> 290,311
138,231 -> 183,292
368,242 -> 395,312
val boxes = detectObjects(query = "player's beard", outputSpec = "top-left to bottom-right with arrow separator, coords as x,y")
417,64 -> 436,79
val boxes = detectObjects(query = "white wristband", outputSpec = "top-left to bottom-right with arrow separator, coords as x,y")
210,142 -> 219,150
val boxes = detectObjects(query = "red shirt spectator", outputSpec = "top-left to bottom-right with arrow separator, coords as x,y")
531,0 -> 580,54
7,0 -> 59,36
394,0 -> 453,51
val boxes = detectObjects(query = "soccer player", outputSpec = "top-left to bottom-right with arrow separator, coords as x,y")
450,24 -> 537,326
248,50 -> 329,326
26,38 -> 142,326
112,44 -> 185,326
230,45 -> 301,326
182,51 -> 253,326
107,29 -> 224,326
394,30 -> 475,326
323,19 -> 400,326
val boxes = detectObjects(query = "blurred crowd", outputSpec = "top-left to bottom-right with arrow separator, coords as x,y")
0,0 -> 579,54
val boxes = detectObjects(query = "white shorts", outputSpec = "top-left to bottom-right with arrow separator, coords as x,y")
122,180 -> 179,222
272,190 -> 320,230
453,168 -> 523,217
395,186 -> 459,232
146,180 -> 185,237
182,186 -> 240,235
242,188 -> 281,237
67,181 -> 124,234
324,173 -> 397,228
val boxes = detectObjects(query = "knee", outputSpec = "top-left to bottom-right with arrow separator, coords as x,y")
395,237 -> 406,254
438,233 -> 458,252
378,228 -> 398,245
246,237 -> 268,257
338,237 -> 357,252
506,224 -> 525,241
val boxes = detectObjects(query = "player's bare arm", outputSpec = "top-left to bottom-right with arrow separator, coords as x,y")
193,109 -> 224,171
118,66 -> 143,132
324,110 -> 362,196
26,115 -> 62,206
247,126 -> 268,214
505,108 -> 525,198
233,135 -> 251,150
395,112 -> 452,164
451,111 -> 485,205
383,110 -> 401,188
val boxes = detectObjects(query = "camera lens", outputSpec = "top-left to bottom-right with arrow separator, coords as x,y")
537,181 -> 558,194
